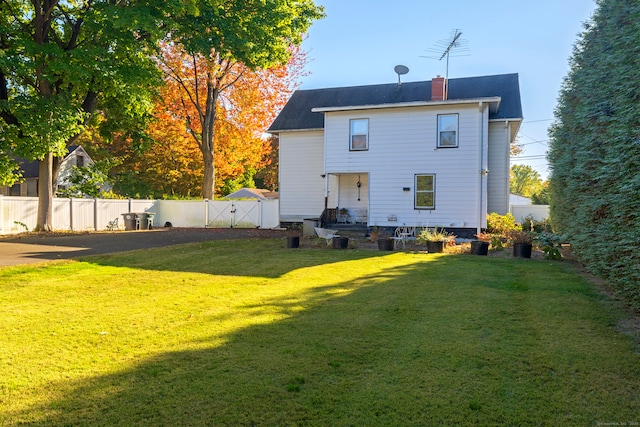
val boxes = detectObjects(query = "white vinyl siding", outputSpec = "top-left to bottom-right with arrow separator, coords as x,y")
487,122 -> 511,215
278,131 -> 326,222
55,147 -> 95,191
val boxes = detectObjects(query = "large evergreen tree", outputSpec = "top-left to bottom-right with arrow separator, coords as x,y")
548,0 -> 640,306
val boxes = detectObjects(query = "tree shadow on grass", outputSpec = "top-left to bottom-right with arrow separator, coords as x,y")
6,255 -> 639,426
79,238 -> 398,278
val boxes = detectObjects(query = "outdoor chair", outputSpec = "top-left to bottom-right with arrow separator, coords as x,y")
392,225 -> 416,250
106,217 -> 119,231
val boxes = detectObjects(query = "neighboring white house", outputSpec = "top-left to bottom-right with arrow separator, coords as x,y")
0,146 -> 94,197
268,74 -> 523,236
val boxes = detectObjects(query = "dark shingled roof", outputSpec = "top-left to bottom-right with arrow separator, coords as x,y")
268,73 -> 522,132
14,145 -> 80,178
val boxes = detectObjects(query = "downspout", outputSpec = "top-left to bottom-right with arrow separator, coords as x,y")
506,121 -> 512,213
477,102 -> 485,236
324,175 -> 329,209
323,122 -> 329,210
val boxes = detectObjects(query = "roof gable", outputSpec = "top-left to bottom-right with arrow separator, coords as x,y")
14,145 -> 91,178
268,73 -> 523,132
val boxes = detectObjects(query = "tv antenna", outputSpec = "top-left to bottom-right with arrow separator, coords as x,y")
421,29 -> 469,81
394,64 -> 409,85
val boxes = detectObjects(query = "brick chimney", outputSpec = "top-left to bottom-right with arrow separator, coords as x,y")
431,75 -> 446,101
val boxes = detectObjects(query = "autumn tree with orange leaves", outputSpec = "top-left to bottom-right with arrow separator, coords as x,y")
154,0 -> 322,199
151,43 -> 305,197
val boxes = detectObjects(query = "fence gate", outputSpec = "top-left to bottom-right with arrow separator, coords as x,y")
206,200 -> 233,228
206,200 -> 263,228
231,201 -> 262,228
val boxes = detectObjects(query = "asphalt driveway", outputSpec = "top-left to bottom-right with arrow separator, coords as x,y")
0,228 -> 288,267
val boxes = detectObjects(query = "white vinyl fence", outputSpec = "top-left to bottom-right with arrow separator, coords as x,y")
0,196 -> 279,234
510,204 -> 550,223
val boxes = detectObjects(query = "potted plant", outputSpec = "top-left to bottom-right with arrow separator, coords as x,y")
507,229 -> 534,258
417,227 -> 454,253
285,223 -> 302,248
370,227 -> 394,251
471,233 -> 491,255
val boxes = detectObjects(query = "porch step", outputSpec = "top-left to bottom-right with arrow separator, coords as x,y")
331,223 -> 368,239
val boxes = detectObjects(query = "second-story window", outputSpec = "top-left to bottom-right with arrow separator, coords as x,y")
437,114 -> 458,148
350,118 -> 369,151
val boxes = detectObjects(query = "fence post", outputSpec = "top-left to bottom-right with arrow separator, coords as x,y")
0,194 -> 3,233
204,199 -> 209,228
69,198 -> 74,231
94,198 -> 98,231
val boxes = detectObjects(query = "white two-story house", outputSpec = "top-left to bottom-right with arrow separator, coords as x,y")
267,74 -> 523,236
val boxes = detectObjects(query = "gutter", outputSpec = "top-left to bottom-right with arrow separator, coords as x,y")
311,97 -> 502,113
266,127 -> 324,134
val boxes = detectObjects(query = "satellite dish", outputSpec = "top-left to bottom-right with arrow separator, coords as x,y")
394,65 -> 409,85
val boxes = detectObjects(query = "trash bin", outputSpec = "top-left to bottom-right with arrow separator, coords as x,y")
135,213 -> 148,230
135,212 -> 155,230
122,213 -> 137,231
146,212 -> 155,229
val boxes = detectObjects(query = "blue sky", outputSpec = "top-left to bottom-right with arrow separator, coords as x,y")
298,0 -> 597,180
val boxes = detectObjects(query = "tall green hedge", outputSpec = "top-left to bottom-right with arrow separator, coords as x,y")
548,0 -> 640,308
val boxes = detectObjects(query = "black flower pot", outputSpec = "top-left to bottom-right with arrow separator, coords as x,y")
426,241 -> 444,253
513,243 -> 533,258
471,241 -> 489,255
332,236 -> 349,249
377,238 -> 394,251
285,236 -> 300,248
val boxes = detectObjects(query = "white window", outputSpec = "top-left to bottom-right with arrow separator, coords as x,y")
415,174 -> 435,209
350,118 -> 368,151
437,114 -> 458,148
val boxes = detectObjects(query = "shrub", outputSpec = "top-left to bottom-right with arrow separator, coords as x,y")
416,227 -> 455,244
486,212 -> 521,235
522,215 -> 553,233
535,231 -> 563,260
506,229 -> 534,245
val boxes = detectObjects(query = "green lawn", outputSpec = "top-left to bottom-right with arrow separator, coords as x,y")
1,238 -> 638,426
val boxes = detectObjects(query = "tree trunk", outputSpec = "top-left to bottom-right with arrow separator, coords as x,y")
36,153 -> 54,231
202,149 -> 215,200
200,80 -> 218,200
